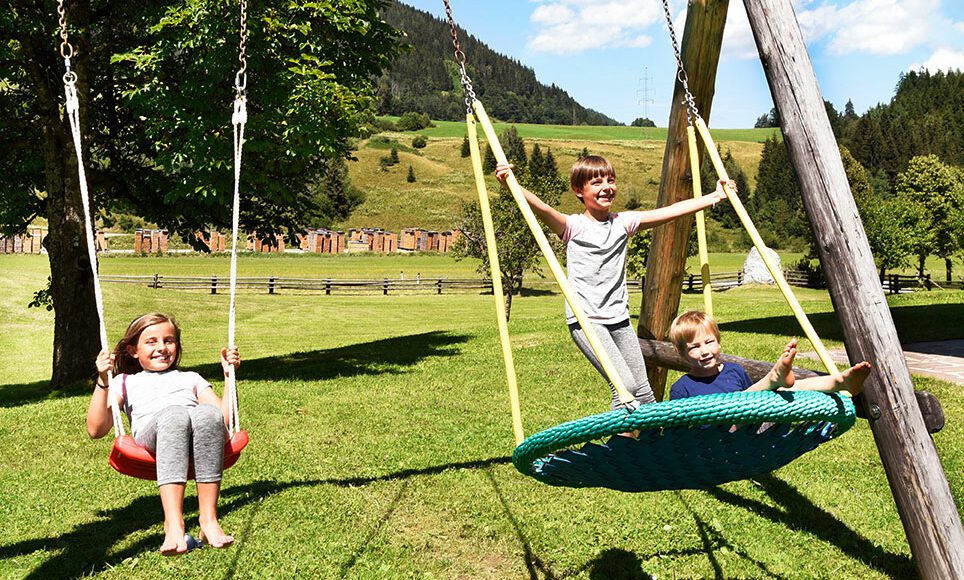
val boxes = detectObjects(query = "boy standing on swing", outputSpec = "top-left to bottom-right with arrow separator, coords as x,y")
495,156 -> 730,409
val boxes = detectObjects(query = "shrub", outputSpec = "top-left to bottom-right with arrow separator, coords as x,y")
397,111 -> 432,131
407,165 -> 416,183
412,135 -> 428,149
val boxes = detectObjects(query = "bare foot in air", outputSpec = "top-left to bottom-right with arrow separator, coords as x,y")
160,522 -> 188,556
198,520 -> 234,549
835,361 -> 872,396
766,339 -> 798,390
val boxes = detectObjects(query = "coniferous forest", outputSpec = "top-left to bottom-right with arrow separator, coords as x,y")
377,1 -> 619,125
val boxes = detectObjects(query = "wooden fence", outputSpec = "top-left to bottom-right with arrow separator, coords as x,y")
99,275 -> 492,295
100,270 -> 960,297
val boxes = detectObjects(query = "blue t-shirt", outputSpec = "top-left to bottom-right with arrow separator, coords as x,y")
669,363 -> 753,400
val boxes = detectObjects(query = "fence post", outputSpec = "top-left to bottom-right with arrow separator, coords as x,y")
325,278 -> 331,296
268,276 -> 275,295
892,274 -> 900,295
924,274 -> 932,291
152,273 -> 159,289
437,278 -> 443,295
738,271 -> 743,286
211,275 -> 217,295
687,274 -> 694,291
383,278 -> 389,296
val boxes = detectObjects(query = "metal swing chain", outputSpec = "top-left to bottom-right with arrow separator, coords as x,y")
442,0 -> 476,113
57,0 -> 76,81
235,0 -> 248,94
661,0 -> 701,125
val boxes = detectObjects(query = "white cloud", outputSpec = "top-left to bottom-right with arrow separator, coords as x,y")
909,48 -> 964,72
720,2 -> 758,60
527,0 -> 665,54
798,0 -> 940,55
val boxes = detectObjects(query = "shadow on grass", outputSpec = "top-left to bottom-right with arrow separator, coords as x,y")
0,455 -> 510,579
193,330 -> 469,383
715,302 -> 963,344
705,474 -> 914,578
0,331 -> 468,409
0,380 -> 87,409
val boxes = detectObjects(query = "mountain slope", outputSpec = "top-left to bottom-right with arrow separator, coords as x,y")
377,1 -> 619,125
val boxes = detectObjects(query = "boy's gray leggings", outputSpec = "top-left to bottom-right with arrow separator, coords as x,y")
569,319 -> 656,409
135,404 -> 226,486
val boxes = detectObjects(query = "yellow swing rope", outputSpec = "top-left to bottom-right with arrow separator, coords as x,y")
466,114 -> 525,445
688,125 -> 713,316
693,118 -> 839,376
471,101 -> 638,409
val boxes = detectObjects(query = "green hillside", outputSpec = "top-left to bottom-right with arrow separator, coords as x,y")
344,125 -> 770,232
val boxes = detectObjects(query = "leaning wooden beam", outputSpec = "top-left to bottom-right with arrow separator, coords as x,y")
639,0 -> 730,400
743,1 -> 964,577
638,338 -> 944,433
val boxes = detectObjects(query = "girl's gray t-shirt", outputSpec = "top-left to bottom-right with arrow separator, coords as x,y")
562,212 -> 644,324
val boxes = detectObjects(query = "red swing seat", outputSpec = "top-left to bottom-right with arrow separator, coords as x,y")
109,430 -> 249,481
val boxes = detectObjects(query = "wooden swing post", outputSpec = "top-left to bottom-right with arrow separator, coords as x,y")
637,0 -> 729,400
743,0 -> 964,577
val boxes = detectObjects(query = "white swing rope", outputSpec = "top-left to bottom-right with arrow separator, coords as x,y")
58,2 -> 126,438
60,0 -> 248,437
225,0 -> 248,436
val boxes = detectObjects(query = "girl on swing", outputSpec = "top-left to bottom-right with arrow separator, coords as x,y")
495,156 -> 731,409
86,312 -> 239,555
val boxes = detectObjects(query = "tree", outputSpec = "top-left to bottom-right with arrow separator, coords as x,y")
751,134 -> 812,250
396,111 -> 432,131
631,117 -> 656,127
753,107 -> 780,128
500,126 -> 527,176
528,143 -> 546,181
482,142 -> 497,173
312,157 -> 365,228
406,165 -> 416,183
460,136 -> 470,158
699,147 -> 748,230
390,147 -> 400,164
895,154 -> 963,280
453,131 -> 567,319
1,0 -> 401,388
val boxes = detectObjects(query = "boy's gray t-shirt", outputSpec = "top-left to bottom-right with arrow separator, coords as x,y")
562,212 -> 644,324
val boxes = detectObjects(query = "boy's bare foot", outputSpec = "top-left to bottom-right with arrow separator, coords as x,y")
837,361 -> 872,396
198,520 -> 234,549
160,523 -> 188,556
766,339 -> 798,390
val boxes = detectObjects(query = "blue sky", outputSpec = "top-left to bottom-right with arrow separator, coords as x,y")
400,0 -> 964,128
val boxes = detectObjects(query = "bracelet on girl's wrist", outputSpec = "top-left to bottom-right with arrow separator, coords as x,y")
95,380 -> 109,390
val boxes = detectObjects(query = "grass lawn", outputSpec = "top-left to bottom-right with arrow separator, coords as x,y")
1,253 -> 961,578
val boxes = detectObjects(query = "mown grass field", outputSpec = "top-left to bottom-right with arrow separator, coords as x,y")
1,253 -> 961,578
346,126 -> 769,232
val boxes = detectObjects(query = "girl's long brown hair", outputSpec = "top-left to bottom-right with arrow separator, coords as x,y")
112,313 -> 182,374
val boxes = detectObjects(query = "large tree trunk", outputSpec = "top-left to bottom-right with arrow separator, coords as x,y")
19,0 -> 101,389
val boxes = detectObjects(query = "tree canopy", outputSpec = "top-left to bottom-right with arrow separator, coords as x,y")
1,0 -> 402,387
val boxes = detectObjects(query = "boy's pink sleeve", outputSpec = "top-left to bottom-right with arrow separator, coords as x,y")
619,211 -> 646,236
561,214 -> 576,242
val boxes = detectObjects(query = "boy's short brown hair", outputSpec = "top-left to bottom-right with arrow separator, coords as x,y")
569,155 -> 615,193
669,310 -> 721,355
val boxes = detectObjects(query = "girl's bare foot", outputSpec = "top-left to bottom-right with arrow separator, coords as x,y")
837,361 -> 872,396
198,520 -> 234,549
766,339 -> 798,389
160,522 -> 188,556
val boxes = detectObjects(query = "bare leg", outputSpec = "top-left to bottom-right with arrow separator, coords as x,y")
795,361 -> 872,396
197,481 -> 234,548
764,339 -> 798,390
159,483 -> 188,556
